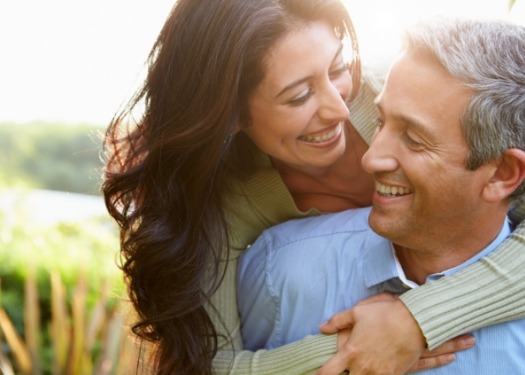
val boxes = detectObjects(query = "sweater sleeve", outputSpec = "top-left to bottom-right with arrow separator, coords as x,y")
209,246 -> 338,375
400,215 -> 525,349
213,335 -> 337,375
211,166 -> 337,374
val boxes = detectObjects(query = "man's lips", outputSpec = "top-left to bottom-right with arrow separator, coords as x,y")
375,181 -> 412,197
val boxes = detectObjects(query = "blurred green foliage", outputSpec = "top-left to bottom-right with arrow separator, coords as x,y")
0,211 -> 122,331
0,122 -> 132,373
0,214 -> 132,374
0,122 -> 105,195
0,205 -> 126,374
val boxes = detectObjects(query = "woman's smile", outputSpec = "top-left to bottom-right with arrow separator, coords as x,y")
242,21 -> 352,171
298,123 -> 343,145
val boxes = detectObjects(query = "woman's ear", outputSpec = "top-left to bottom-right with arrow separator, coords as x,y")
482,149 -> 525,203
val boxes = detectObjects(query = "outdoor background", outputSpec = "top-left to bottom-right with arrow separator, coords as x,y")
0,1 -> 523,374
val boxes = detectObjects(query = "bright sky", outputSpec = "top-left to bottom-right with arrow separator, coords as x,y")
0,0 -> 523,126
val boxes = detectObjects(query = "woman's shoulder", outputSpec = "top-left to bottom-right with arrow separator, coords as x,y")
224,156 -> 315,251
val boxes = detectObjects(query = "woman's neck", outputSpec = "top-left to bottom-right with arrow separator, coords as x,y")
273,123 -> 375,213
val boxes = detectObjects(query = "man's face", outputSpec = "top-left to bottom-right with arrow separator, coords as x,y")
361,53 -> 496,251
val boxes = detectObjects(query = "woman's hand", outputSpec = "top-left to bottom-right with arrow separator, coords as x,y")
315,293 -> 475,375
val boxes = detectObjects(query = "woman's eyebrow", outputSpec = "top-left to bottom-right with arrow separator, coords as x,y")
275,43 -> 344,99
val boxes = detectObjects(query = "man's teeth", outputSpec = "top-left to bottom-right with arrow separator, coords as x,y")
376,182 -> 411,197
300,127 -> 339,143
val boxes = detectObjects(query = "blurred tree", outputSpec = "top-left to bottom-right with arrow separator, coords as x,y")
0,122 -> 104,195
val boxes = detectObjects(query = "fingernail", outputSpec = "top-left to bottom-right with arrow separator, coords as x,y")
463,336 -> 476,347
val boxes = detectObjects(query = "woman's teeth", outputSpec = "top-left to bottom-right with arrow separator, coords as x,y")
376,182 -> 412,197
300,126 -> 339,143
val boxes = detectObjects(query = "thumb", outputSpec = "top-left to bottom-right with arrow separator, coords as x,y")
356,292 -> 398,306
319,309 -> 356,334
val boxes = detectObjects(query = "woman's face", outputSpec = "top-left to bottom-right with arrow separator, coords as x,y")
242,21 -> 353,174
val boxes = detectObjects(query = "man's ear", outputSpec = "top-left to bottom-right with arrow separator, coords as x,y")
482,149 -> 525,203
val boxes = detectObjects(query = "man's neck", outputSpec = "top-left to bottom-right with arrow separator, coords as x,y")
393,219 -> 509,285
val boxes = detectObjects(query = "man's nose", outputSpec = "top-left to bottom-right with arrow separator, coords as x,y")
361,126 -> 399,174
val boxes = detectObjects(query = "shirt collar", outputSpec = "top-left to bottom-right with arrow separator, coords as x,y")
363,218 -> 511,288
363,230 -> 399,288
425,218 -> 511,283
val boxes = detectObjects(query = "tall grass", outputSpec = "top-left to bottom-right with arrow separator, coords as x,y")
0,189 -> 138,374
0,273 -> 139,375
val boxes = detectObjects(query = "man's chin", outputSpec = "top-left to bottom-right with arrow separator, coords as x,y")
368,211 -> 401,240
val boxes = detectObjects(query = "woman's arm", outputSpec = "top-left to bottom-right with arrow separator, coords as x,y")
209,251 -> 337,375
317,211 -> 525,374
210,242 -> 468,375
317,295 -> 473,375
402,218 -> 525,349
213,336 -> 337,375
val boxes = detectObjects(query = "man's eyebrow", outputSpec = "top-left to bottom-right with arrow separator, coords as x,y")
375,100 -> 435,140
275,43 -> 345,99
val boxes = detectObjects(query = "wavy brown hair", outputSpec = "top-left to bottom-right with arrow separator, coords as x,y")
102,0 -> 359,373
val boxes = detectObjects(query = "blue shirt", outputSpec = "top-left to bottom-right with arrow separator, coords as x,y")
237,207 -> 525,374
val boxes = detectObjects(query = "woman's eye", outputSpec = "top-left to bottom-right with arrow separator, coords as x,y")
329,63 -> 349,79
288,88 -> 314,106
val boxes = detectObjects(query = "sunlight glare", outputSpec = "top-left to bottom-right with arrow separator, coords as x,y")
0,0 -> 522,125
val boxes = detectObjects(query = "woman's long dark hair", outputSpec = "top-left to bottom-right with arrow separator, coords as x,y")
102,0 -> 359,373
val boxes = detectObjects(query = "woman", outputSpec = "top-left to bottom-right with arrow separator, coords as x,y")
102,0 -> 525,374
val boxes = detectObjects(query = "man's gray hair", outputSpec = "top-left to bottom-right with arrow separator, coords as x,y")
403,18 -> 525,199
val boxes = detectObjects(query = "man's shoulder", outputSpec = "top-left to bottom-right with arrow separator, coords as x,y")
258,207 -> 373,249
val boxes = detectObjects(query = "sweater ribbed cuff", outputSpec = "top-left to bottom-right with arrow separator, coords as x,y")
213,334 -> 337,375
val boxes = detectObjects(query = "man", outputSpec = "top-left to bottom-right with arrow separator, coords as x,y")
237,18 -> 525,373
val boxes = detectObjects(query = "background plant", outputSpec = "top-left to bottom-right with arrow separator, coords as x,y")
0,122 -> 138,373
0,122 -> 103,195
0,208 -> 134,374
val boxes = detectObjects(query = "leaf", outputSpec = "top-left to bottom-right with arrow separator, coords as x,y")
50,272 -> 69,374
24,271 -> 41,374
85,280 -> 109,352
0,337 -> 16,375
0,308 -> 32,374
67,274 -> 89,375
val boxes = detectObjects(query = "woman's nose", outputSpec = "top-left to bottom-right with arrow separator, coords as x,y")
317,81 -> 350,121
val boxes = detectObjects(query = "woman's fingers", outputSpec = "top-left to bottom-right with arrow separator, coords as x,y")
319,293 -> 398,333
355,292 -> 399,306
315,350 -> 349,375
319,299 -> 426,374
408,353 -> 456,372
318,298 -> 476,375
420,334 -> 475,358
408,335 -> 475,372
319,309 -> 356,334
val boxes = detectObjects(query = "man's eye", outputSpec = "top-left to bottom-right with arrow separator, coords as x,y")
403,133 -> 425,150
374,117 -> 384,130
289,88 -> 314,106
